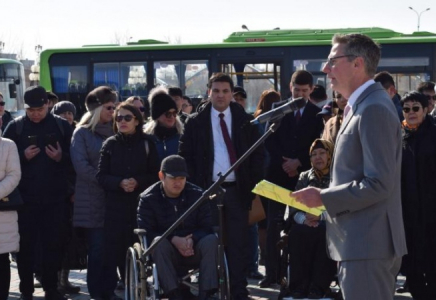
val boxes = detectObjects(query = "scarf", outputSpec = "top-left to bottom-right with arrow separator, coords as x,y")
94,122 -> 114,139
309,139 -> 334,180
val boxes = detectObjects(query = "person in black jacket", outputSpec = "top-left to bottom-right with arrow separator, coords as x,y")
261,70 -> 324,288
179,73 -> 264,300
137,155 -> 218,300
400,91 -> 436,300
3,86 -> 73,300
97,102 -> 159,300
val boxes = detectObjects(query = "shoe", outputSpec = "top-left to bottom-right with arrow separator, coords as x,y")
396,280 -> 409,294
19,294 -> 33,300
58,270 -> 81,294
180,287 -> 197,300
198,288 -> 218,300
290,287 -> 308,299
247,270 -> 264,280
34,275 -> 42,288
167,288 -> 184,300
307,286 -> 325,299
45,289 -> 68,300
258,276 -> 274,288
115,279 -> 125,290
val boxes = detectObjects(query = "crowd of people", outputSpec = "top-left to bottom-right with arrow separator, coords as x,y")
1,32 -> 436,300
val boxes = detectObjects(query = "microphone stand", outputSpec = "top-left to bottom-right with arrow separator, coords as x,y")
142,120 -> 283,300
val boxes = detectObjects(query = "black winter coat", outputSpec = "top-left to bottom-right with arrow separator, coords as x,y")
137,181 -> 213,245
3,113 -> 73,203
97,130 -> 159,236
401,115 -> 436,271
264,100 -> 323,190
179,102 -> 264,209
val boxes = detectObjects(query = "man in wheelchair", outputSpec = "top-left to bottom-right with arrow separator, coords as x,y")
137,155 -> 218,300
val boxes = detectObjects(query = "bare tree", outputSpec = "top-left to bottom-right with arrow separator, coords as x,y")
112,30 -> 132,45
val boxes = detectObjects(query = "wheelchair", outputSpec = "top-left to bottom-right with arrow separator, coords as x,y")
125,228 -> 231,300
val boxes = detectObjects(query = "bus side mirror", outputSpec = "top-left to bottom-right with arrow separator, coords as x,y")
8,83 -> 17,99
14,79 -> 21,85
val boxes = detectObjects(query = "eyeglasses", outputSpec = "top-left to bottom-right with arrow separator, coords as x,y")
165,111 -> 178,118
0,101 -> 5,106
139,106 -> 145,112
105,106 -> 116,111
325,55 -> 356,67
115,115 -> 135,122
402,106 -> 421,113
424,95 -> 436,101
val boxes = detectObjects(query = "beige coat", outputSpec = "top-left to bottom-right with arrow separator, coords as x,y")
0,136 -> 21,254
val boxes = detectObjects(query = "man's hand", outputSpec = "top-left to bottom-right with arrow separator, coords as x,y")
45,142 -> 62,162
24,145 -> 41,161
120,178 -> 137,193
282,157 -> 301,177
304,213 -> 320,227
171,234 -> 194,257
292,187 -> 323,208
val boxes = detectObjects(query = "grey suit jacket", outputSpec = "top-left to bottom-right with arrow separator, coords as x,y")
320,82 -> 407,261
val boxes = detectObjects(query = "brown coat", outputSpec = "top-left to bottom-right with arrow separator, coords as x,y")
321,114 -> 343,145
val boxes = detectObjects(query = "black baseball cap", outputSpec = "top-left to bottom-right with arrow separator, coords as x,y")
233,86 -> 247,99
161,155 -> 189,177
24,86 -> 48,108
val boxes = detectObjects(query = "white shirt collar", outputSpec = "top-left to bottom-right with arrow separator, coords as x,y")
211,105 -> 231,118
347,79 -> 375,108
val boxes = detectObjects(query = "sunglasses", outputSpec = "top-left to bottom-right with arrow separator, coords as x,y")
115,115 -> 135,122
139,106 -> 145,112
425,95 -> 436,101
105,106 -> 116,111
402,106 -> 421,113
0,101 -> 5,106
165,111 -> 177,118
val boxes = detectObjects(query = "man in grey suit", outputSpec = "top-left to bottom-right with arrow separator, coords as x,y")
293,33 -> 407,300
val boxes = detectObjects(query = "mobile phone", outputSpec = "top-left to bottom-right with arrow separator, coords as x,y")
45,133 -> 58,148
28,135 -> 38,146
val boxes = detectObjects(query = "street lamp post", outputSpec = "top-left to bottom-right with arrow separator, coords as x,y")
29,45 -> 43,86
0,41 -> 4,57
409,7 -> 431,32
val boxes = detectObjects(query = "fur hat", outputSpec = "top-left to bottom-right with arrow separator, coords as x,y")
85,86 -> 117,111
24,86 -> 48,108
151,93 -> 177,120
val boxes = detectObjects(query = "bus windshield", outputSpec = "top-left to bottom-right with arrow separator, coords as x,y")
0,60 -> 25,114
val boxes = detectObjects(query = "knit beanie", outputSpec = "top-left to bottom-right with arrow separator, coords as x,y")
85,86 -> 117,111
151,93 -> 177,120
51,101 -> 76,117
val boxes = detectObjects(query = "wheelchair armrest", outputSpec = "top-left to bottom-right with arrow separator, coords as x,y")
134,228 -> 147,236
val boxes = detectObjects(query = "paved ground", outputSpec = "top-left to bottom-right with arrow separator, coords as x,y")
8,261 -> 413,300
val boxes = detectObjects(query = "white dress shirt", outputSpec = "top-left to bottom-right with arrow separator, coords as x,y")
211,106 -> 236,182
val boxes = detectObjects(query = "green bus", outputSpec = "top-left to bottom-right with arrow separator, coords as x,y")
0,59 -> 26,116
39,27 -> 436,116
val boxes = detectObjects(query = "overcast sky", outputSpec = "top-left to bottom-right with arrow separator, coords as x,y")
1,0 -> 435,59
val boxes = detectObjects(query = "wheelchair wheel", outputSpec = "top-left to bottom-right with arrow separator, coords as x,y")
126,243 -> 148,300
217,249 -> 231,300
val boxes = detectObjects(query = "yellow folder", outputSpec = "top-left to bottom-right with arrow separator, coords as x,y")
252,180 -> 325,216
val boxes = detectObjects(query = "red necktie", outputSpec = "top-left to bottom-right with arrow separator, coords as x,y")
219,113 -> 237,165
295,109 -> 301,124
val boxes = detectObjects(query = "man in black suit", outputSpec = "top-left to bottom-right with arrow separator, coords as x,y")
259,70 -> 324,288
179,73 -> 264,300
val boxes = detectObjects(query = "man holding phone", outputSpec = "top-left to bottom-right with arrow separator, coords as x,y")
3,86 -> 73,300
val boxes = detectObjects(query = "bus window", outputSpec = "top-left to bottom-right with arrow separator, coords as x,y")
120,62 -> 147,100
52,65 -> 87,94
0,59 -> 25,115
94,63 -> 119,91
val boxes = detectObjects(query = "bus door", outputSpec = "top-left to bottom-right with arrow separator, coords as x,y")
220,63 -> 281,114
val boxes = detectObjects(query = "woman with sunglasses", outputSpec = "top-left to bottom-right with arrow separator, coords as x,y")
400,91 -> 436,300
144,87 -> 184,166
125,96 -> 150,122
70,86 -> 117,299
97,102 -> 159,298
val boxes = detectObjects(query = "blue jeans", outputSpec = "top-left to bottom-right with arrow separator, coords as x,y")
85,228 -> 113,298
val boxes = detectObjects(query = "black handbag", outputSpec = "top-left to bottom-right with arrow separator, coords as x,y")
0,187 -> 23,211
63,228 -> 88,270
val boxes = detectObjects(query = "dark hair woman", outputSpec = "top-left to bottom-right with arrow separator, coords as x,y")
400,91 -> 436,300
97,102 -> 159,298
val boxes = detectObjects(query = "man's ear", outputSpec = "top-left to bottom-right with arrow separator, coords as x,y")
158,171 -> 164,180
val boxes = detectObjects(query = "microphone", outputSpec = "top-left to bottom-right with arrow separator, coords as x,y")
250,97 -> 307,125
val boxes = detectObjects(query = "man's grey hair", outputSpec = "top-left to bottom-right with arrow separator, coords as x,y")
332,33 -> 381,77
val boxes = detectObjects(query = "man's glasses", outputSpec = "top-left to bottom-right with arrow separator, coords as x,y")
402,106 -> 421,113
165,111 -> 177,118
425,95 -> 436,101
0,101 -> 5,106
325,55 -> 356,67
139,107 -> 145,112
105,106 -> 116,111
115,115 -> 135,122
